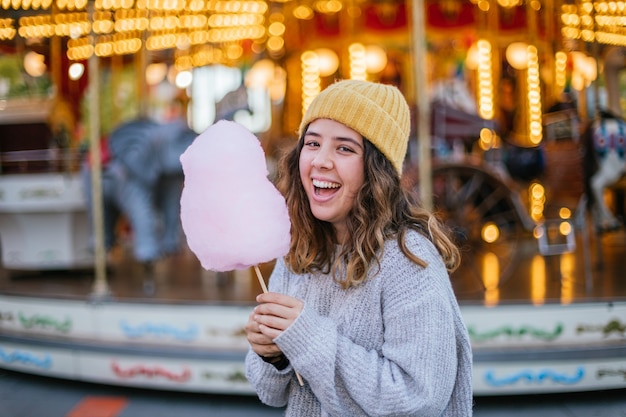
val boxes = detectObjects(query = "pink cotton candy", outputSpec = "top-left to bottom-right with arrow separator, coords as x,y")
179,120 -> 291,271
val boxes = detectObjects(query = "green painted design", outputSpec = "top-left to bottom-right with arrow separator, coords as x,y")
468,323 -> 564,342
202,370 -> 248,384
576,319 -> 625,337
18,312 -> 72,333
226,370 -> 248,383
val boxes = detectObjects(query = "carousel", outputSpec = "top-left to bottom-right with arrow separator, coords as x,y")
0,0 -> 625,396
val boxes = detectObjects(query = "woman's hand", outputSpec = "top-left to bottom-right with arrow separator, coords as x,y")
245,292 -> 304,357
246,308 -> 281,358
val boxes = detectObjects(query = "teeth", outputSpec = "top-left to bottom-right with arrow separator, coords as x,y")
313,179 -> 340,189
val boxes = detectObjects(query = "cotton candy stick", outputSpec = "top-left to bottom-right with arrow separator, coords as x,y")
180,120 -> 303,386
253,265 -> 269,293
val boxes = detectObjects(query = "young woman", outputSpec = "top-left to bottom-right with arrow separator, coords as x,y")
245,79 -> 473,416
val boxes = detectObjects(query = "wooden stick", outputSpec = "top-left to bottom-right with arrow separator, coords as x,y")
253,264 -> 304,386
253,264 -> 269,293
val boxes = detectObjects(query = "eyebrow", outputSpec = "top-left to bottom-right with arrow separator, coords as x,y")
305,130 -> 364,150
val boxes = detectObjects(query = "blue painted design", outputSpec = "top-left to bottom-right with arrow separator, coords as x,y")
119,320 -> 199,342
0,347 -> 52,369
485,366 -> 585,387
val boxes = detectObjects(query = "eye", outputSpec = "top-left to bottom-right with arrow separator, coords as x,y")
338,145 -> 355,153
304,139 -> 320,148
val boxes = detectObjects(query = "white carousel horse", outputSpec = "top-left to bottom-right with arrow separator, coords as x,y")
215,85 -> 250,121
584,111 -> 626,231
430,77 -> 477,115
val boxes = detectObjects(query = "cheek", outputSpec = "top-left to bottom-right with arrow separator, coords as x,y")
348,164 -> 365,191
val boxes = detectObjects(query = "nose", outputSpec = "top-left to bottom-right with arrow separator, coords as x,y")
311,147 -> 333,170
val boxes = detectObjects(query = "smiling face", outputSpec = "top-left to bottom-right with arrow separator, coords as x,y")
299,118 -> 365,243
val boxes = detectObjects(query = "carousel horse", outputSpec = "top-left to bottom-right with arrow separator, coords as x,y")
429,76 -> 498,155
82,118 -> 197,266
215,84 -> 250,121
430,76 -> 478,115
583,110 -> 626,232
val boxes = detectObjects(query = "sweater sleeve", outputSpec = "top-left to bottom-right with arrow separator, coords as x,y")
274,239 -> 462,416
244,258 -> 294,407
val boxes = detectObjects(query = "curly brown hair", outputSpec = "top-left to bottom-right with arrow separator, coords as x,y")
276,133 -> 460,289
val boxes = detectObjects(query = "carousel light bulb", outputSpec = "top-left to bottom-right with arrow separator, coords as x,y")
314,48 -> 338,77
365,45 -> 387,74
465,43 -> 478,70
24,51 -> 46,77
175,70 -> 193,89
506,42 -> 529,70
246,58 -> 274,88
68,62 -> 84,80
146,62 -> 168,85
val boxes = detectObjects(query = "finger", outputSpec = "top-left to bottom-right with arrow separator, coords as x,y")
247,331 -> 274,346
246,330 -> 281,355
255,303 -> 293,321
257,292 -> 303,308
244,321 -> 262,335
255,312 -> 292,331
249,340 -> 281,358
258,323 -> 282,340
255,300 -> 304,322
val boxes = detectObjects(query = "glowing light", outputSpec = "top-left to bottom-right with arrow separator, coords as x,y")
506,42 -> 529,70
293,5 -> 314,20
349,43 -> 367,81
476,39 -> 494,120
526,45 -> 543,144
314,48 -> 339,77
68,62 -> 84,80
465,43 -> 478,71
246,59 -> 274,88
479,128 -> 496,150
531,255 -> 546,306
482,252 -> 500,307
175,70 -> 193,89
529,182 -> 545,222
481,222 -> 500,243
301,50 -> 321,115
146,62 -> 168,85
559,221 -> 572,236
23,51 -> 46,77
365,45 -> 387,74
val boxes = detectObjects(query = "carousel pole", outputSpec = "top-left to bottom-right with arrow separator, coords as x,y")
136,31 -> 149,119
87,3 -> 111,300
50,4 -> 61,95
410,0 -> 432,210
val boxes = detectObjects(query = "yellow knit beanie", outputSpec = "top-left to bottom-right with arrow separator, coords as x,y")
298,79 -> 411,176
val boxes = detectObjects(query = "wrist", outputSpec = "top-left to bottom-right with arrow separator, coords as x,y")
259,353 -> 290,370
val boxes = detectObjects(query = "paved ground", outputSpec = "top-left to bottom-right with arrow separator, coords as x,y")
2,368 -> 626,417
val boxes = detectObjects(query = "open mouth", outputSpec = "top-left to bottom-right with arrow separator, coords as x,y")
313,179 -> 340,196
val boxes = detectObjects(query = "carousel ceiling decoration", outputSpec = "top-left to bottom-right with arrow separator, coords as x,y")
561,0 -> 626,46
1,0 -> 280,67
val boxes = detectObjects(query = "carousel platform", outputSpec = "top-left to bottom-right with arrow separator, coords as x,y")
0,226 -> 625,396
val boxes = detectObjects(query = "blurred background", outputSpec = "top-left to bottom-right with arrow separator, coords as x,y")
0,0 -> 625,414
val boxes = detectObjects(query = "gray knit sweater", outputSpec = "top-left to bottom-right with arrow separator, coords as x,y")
245,230 -> 473,416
